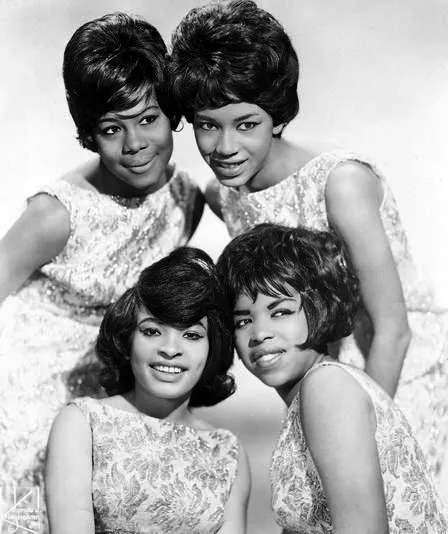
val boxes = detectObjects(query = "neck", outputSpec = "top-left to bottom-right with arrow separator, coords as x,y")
127,388 -> 193,424
245,138 -> 308,193
276,352 -> 330,407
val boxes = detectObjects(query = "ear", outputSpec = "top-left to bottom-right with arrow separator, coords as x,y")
273,123 -> 284,136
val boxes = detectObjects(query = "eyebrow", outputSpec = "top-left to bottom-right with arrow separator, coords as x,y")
137,316 -> 207,331
233,297 -> 296,315
98,106 -> 159,123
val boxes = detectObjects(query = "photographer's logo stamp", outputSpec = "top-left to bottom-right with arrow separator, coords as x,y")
1,484 -> 41,533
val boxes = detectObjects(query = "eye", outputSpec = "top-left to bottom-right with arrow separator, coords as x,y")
238,121 -> 258,131
140,327 -> 160,337
234,318 -> 251,329
183,330 -> 204,341
272,309 -> 294,318
141,114 -> 158,126
195,121 -> 217,131
100,124 -> 120,136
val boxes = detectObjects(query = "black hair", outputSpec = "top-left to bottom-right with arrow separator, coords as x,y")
63,12 -> 181,151
169,0 -> 299,134
96,247 -> 235,407
216,224 -> 359,352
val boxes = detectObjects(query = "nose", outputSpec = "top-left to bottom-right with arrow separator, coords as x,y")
123,127 -> 147,154
215,128 -> 238,156
248,319 -> 274,348
159,332 -> 182,359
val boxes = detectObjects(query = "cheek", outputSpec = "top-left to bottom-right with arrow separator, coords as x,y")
193,131 -> 213,154
234,332 -> 248,359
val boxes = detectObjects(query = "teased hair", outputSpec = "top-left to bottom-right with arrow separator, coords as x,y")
96,247 -> 235,407
217,224 -> 360,351
169,0 -> 299,132
63,12 -> 181,151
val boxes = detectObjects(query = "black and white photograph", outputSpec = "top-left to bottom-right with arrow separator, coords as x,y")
1,1 -> 448,533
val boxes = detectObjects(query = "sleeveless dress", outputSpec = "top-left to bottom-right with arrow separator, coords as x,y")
270,361 -> 448,534
0,164 -> 200,532
68,397 -> 240,534
219,149 -> 448,477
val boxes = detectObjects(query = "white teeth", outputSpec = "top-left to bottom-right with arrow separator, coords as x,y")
153,365 -> 183,374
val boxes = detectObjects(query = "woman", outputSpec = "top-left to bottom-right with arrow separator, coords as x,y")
46,247 -> 250,534
0,13 -> 203,525
217,224 -> 446,533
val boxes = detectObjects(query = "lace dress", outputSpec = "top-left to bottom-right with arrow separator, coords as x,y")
0,164 -> 200,532
270,361 -> 448,534
68,397 -> 240,534
219,150 -> 448,477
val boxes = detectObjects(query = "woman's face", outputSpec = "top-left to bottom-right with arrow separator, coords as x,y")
233,289 -> 321,395
93,92 -> 173,197
193,102 -> 283,191
130,309 -> 209,403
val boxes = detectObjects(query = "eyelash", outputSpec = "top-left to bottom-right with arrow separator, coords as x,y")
196,121 -> 259,132
99,115 -> 158,136
234,309 -> 294,329
139,327 -> 204,341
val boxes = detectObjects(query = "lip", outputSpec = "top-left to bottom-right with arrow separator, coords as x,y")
149,363 -> 186,381
250,347 -> 285,364
211,159 -> 247,177
123,157 -> 155,173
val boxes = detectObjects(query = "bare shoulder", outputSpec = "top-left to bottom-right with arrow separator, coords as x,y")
50,403 -> 90,438
301,364 -> 371,416
25,192 -> 70,246
325,160 -> 382,204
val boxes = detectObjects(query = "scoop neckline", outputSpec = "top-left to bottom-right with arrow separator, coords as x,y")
59,163 -> 178,204
93,397 -> 219,434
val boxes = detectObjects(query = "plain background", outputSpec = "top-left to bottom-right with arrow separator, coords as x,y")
1,1 -> 447,532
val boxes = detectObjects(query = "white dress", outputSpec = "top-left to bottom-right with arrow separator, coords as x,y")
0,164 -> 200,533
219,150 -> 448,478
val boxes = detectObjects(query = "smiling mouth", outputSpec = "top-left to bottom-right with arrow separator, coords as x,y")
211,160 -> 246,176
151,364 -> 184,375
251,350 -> 284,368
125,158 -> 155,170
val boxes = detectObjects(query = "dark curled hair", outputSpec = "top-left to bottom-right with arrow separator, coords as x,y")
169,0 -> 299,131
216,224 -> 360,352
96,247 -> 235,407
63,12 -> 181,152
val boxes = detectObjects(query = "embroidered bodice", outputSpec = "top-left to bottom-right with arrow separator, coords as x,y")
270,362 -> 447,533
70,397 -> 240,534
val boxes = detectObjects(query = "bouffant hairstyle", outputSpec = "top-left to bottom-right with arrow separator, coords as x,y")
63,12 -> 181,152
96,247 -> 235,407
216,224 -> 360,352
169,0 -> 299,133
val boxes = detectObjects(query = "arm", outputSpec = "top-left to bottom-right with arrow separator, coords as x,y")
45,405 -> 94,534
325,162 -> 410,396
188,188 -> 206,240
0,193 -> 70,303
301,366 -> 389,534
219,444 -> 251,534
204,179 -> 224,220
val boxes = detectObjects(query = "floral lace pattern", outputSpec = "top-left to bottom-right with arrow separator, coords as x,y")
219,150 -> 448,477
270,362 -> 448,533
70,398 -> 240,534
0,164 -> 200,532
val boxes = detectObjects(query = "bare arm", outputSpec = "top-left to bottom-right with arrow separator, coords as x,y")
45,405 -> 94,534
0,194 -> 70,303
219,443 -> 251,534
301,366 -> 389,534
204,179 -> 224,220
325,162 -> 410,396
